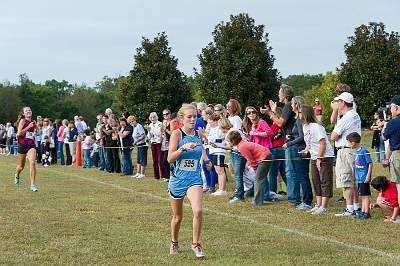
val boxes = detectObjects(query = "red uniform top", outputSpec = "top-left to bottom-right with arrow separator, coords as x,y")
382,181 -> 399,208
17,119 -> 36,146
271,123 -> 284,148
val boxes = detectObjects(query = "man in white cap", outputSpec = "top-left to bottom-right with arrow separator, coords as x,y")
330,92 -> 361,216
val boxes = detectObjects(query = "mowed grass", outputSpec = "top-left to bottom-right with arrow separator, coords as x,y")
1,131 -> 400,265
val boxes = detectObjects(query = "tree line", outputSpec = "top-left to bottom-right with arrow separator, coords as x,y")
1,14 -> 400,127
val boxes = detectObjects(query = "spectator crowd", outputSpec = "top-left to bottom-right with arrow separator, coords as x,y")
2,83 -> 400,223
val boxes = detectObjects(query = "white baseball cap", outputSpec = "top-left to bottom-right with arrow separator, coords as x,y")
334,92 -> 354,103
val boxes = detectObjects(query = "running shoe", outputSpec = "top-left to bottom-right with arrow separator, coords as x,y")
270,191 -> 286,201
14,175 -> 20,187
136,174 -> 145,179
191,243 -> 205,258
337,197 -> 345,203
229,197 -> 244,204
211,190 -> 227,196
296,203 -> 313,210
169,242 -> 179,255
335,209 -> 353,217
30,185 -> 38,192
307,204 -> 320,213
312,207 -> 328,215
356,212 -> 371,220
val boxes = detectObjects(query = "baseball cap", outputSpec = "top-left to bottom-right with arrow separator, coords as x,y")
334,92 -> 354,103
390,95 -> 400,106
315,98 -> 320,102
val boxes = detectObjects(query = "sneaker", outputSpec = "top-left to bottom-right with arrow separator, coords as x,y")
312,207 -> 328,215
211,190 -> 227,196
208,187 -> 216,193
356,212 -> 371,220
132,173 -> 140,178
30,185 -> 38,192
14,175 -> 20,187
270,191 -> 286,201
229,196 -> 244,204
335,209 -> 353,217
191,243 -> 205,258
391,218 -> 400,224
354,208 -> 362,216
170,242 -> 180,255
203,187 -> 210,193
296,203 -> 313,210
136,174 -> 145,179
307,204 -> 320,213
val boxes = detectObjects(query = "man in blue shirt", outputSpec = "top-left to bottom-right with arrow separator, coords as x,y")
383,95 -> 400,212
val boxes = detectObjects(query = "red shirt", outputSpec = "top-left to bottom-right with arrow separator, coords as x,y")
237,140 -> 271,171
382,181 -> 399,208
313,103 -> 322,116
271,123 -> 284,148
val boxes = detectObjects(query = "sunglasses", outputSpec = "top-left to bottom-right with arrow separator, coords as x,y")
214,109 -> 222,112
163,113 -> 170,116
247,110 -> 257,115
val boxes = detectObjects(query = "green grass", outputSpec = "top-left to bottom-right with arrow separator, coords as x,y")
1,131 -> 399,265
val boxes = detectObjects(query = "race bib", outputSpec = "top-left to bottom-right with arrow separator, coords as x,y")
179,159 -> 198,172
26,132 -> 34,139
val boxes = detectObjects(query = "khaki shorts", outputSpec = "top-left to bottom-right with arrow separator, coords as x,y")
335,148 -> 356,188
389,150 -> 400,184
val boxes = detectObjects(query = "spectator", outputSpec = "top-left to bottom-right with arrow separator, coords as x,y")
370,176 -> 400,223
284,96 -> 313,209
313,98 -> 323,122
130,115 -> 147,179
382,95 -> 400,211
226,99 -> 242,131
195,102 -> 207,130
6,122 -> 14,155
371,112 -> 386,162
66,122 -> 78,165
50,120 -> 57,164
301,105 -> 334,214
331,92 -> 362,217
146,112 -> 165,180
57,119 -> 68,165
82,129 -> 94,168
118,117 -> 133,176
162,109 -> 172,181
74,115 -> 84,136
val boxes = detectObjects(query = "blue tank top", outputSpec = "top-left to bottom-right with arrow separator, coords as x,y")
171,128 -> 202,180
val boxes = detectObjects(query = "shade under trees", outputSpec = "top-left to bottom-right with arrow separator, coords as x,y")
196,13 -> 280,109
338,22 -> 400,125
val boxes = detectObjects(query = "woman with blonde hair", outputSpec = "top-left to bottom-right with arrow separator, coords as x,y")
284,96 -> 313,209
168,104 -> 211,258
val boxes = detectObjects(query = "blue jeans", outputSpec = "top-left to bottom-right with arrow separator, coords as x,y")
285,146 -> 313,205
122,148 -> 133,175
92,151 -> 99,168
57,142 -> 65,165
374,138 -> 386,162
230,151 -> 246,199
202,148 -> 217,188
267,147 -> 286,193
83,149 -> 92,168
99,145 -> 110,171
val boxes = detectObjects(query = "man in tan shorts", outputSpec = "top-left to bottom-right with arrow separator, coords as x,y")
330,91 -> 361,216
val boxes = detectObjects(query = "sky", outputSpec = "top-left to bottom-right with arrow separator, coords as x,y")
1,0 -> 399,86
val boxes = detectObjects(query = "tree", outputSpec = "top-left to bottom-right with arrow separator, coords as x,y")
0,84 -> 22,123
281,74 -> 324,96
338,22 -> 400,125
303,72 -> 338,130
196,13 -> 279,108
120,33 -> 191,123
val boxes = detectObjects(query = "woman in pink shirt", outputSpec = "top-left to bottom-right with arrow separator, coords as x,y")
243,106 -> 273,149
227,130 -> 273,206
57,119 -> 68,165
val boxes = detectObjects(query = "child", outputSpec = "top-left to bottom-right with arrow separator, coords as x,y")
370,176 -> 400,223
207,113 -> 227,196
41,135 -> 51,167
226,130 -> 272,206
91,136 -> 100,168
301,106 -> 334,215
82,129 -> 93,168
346,132 -> 372,220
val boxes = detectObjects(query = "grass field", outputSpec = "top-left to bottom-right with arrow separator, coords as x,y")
1,131 -> 400,265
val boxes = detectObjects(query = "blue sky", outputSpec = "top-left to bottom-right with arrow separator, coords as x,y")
1,0 -> 399,86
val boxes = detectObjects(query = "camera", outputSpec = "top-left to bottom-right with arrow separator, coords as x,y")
215,139 -> 223,143
273,130 -> 283,141
377,102 -> 391,120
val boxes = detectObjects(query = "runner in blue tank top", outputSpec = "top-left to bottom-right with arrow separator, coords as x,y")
167,104 -> 211,258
